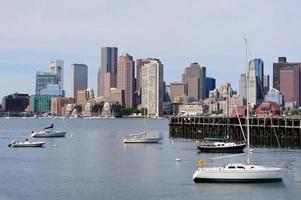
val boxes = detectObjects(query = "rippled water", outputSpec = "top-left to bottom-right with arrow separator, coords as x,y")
0,118 -> 300,200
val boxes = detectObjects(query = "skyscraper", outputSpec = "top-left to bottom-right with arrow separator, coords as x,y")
71,64 -> 88,98
263,75 -> 270,95
239,73 -> 247,99
117,53 -> 135,108
49,60 -> 64,89
273,57 -> 301,90
248,60 -> 257,106
35,71 -> 59,95
252,59 -> 264,100
182,63 -> 206,101
280,65 -> 301,107
141,59 -> 164,116
170,82 -> 187,101
97,47 -> 118,98
205,77 -> 216,98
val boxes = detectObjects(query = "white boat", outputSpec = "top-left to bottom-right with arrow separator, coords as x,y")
192,38 -> 283,183
193,163 -> 282,183
123,131 -> 162,143
8,139 -> 45,147
31,123 -> 67,138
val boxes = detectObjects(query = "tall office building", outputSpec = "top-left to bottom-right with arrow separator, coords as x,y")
206,77 -> 216,98
170,82 -> 187,101
136,59 -> 151,93
97,68 -> 101,97
182,63 -> 206,101
248,60 -> 257,106
141,59 -> 164,116
49,60 -> 64,89
265,88 -> 283,105
280,65 -> 301,107
71,64 -> 88,98
117,53 -> 135,108
239,73 -> 247,99
35,71 -> 59,95
252,59 -> 264,100
273,57 -> 301,90
97,47 -> 118,98
263,75 -> 270,95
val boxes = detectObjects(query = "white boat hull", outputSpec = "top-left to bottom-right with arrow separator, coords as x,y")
31,130 -> 67,138
193,164 -> 283,183
123,138 -> 161,143
123,132 -> 162,143
9,142 -> 45,147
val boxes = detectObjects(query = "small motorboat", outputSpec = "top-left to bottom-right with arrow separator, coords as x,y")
197,137 -> 246,153
8,139 -> 45,147
123,131 -> 162,143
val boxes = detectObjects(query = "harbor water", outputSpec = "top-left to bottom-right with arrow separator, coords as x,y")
0,118 -> 301,200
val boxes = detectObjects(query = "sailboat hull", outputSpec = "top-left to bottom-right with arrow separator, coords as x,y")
193,164 -> 283,183
198,144 -> 246,153
193,178 -> 282,183
31,130 -> 67,138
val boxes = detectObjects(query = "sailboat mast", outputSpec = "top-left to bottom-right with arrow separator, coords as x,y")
245,38 -> 251,165
226,84 -> 229,137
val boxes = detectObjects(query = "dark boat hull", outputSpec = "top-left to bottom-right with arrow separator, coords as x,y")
193,178 -> 282,183
197,144 -> 246,153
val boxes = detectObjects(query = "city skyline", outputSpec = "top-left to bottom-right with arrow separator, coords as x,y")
1,0 -> 301,99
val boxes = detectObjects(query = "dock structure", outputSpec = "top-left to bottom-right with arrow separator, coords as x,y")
169,116 -> 301,148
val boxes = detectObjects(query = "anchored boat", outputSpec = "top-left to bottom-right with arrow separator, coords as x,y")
31,123 -> 67,138
192,38 -> 283,183
8,139 -> 45,147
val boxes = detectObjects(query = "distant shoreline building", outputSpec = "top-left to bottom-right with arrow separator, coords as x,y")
141,59 -> 164,116
182,63 -> 206,101
273,57 -> 301,91
117,53 -> 135,108
35,71 -> 59,96
71,63 -> 88,98
49,60 -> 64,89
98,47 -> 118,98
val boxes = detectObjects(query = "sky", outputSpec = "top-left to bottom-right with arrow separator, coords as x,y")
1,0 -> 301,99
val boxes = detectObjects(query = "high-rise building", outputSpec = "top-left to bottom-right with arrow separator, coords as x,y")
248,60 -> 257,106
170,82 -> 187,101
110,88 -> 125,107
2,93 -> 29,112
263,75 -> 270,95
71,64 -> 88,98
182,63 -> 206,101
252,59 -> 264,100
136,59 -> 151,93
206,77 -> 216,98
273,57 -> 301,90
265,88 -> 283,105
97,47 -> 118,97
239,73 -> 247,99
97,68 -> 101,97
117,53 -> 135,108
280,65 -> 301,106
141,59 -> 164,116
49,60 -> 64,89
35,71 -> 59,95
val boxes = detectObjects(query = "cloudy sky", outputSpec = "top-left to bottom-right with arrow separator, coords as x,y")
0,0 -> 301,99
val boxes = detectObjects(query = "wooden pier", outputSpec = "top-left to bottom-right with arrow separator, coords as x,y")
169,116 -> 301,148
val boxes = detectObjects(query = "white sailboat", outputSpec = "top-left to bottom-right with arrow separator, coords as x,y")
123,108 -> 162,143
193,38 -> 283,183
31,123 -> 67,138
